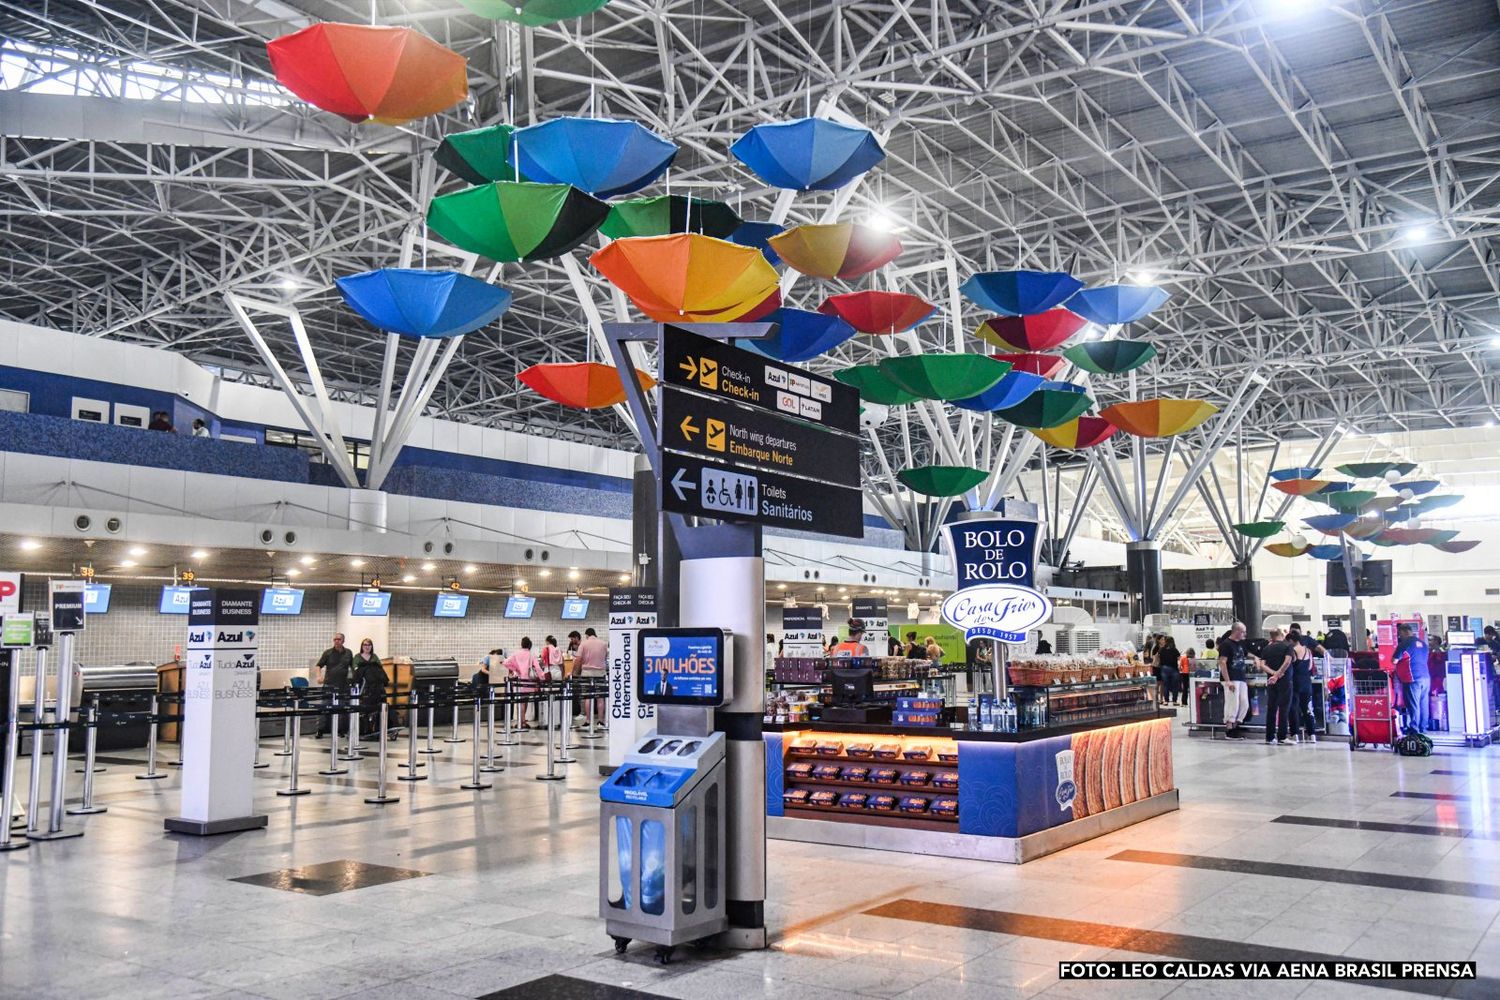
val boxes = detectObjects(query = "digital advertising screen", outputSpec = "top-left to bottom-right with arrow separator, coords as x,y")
159,585 -> 202,614
260,588 -> 305,615
350,590 -> 391,617
560,597 -> 590,620
504,595 -> 535,619
434,593 -> 469,618
637,628 -> 725,706
83,583 -> 112,614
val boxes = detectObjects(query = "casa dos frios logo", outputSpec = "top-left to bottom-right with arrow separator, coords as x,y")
941,583 -> 1053,643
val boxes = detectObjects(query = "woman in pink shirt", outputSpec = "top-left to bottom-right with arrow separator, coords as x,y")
504,637 -> 543,728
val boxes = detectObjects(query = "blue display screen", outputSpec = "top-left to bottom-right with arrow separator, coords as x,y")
504,595 -> 535,619
261,588 -> 304,615
434,593 -> 469,618
638,629 -> 724,706
561,598 -> 590,620
159,586 -> 202,614
83,583 -> 111,614
350,591 -> 390,616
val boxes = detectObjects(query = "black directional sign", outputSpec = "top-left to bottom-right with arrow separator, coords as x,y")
660,388 -> 859,486
662,325 -> 859,433
661,452 -> 864,539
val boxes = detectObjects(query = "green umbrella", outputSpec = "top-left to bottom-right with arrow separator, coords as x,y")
993,386 -> 1093,429
1336,461 -> 1417,479
427,181 -> 608,263
836,365 -> 921,406
1232,521 -> 1284,538
598,195 -> 743,240
1063,339 -> 1157,375
878,354 -> 1012,402
1322,490 -> 1376,514
1413,494 -> 1462,515
897,465 -> 988,498
434,124 -> 524,185
454,0 -> 611,26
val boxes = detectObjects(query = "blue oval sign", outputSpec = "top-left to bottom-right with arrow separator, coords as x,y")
940,583 -> 1053,643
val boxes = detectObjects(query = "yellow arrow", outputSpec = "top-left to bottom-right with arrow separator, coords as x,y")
678,356 -> 698,381
679,415 -> 699,441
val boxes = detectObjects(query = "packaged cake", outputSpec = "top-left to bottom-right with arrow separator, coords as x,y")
899,770 -> 932,786
873,744 -> 901,759
933,771 -> 959,789
898,796 -> 930,813
841,766 -> 871,782
812,764 -> 842,781
870,768 -> 900,784
814,740 -> 843,756
931,797 -> 959,817
902,745 -> 932,762
840,792 -> 868,809
782,788 -> 810,806
809,790 -> 839,807
936,749 -> 959,764
868,794 -> 898,811
845,742 -> 875,758
785,762 -> 814,779
790,739 -> 817,754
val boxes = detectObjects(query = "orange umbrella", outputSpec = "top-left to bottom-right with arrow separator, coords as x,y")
975,309 -> 1086,351
1272,479 -> 1334,496
768,223 -> 901,279
267,24 -> 467,125
590,234 -> 779,322
1265,541 -> 1310,557
1100,399 -> 1217,438
1029,416 -> 1118,449
518,362 -> 656,409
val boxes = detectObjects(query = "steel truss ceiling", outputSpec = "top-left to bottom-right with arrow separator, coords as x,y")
3,0 -> 1500,456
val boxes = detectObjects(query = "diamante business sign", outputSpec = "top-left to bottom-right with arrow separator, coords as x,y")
940,583 -> 1053,643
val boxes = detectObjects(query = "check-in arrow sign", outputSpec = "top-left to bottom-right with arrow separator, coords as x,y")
669,467 -> 696,502
678,356 -> 698,380
679,415 -> 699,441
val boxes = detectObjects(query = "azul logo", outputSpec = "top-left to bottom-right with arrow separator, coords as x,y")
188,628 -> 212,645
940,583 -> 1053,643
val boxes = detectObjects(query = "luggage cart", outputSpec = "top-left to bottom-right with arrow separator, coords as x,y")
1348,663 -> 1398,752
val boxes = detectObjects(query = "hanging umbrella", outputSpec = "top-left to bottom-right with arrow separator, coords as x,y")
739,308 -> 855,363
1321,490 -> 1377,514
878,355 -> 1012,402
335,269 -> 512,338
1307,544 -> 1346,560
1100,399 -> 1218,438
454,0 -> 611,26
267,23 -> 468,125
819,291 -> 935,334
1232,521 -> 1285,539
518,362 -> 656,409
975,309 -> 1086,352
960,270 -> 1082,316
1424,530 -> 1461,545
1318,481 -> 1354,493
426,181 -> 608,262
1335,461 -> 1417,479
513,117 -> 677,198
1378,528 -> 1446,546
1392,479 -> 1440,497
434,124 -> 523,184
1383,504 -> 1421,523
590,233 -> 779,323
1303,514 -> 1357,534
1430,539 -> 1480,553
1412,494 -> 1463,515
598,195 -> 743,240
953,371 -> 1047,414
1067,285 -> 1170,325
727,221 -> 785,265
992,352 -> 1066,379
897,465 -> 988,498
1063,339 -> 1157,375
1359,494 -> 1404,513
993,381 -> 1093,429
1342,517 -> 1387,540
769,223 -> 901,280
1029,415 -> 1118,449
1271,478 -> 1332,496
1269,467 -> 1321,481
1266,541 -> 1309,557
729,118 -> 885,191
835,365 -> 921,406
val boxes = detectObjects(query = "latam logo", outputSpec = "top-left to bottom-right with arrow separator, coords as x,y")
940,584 -> 1053,643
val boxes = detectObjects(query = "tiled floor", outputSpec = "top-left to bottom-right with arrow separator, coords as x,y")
2,723 -> 1498,999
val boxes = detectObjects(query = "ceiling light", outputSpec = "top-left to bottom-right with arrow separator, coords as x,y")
618,574 -> 630,583
865,209 -> 899,233
190,549 -> 208,560
402,574 -> 415,583
1490,336 -> 1500,348
19,540 -> 41,551
350,558 -> 365,568
540,569 -> 552,578
119,560 -> 136,568
128,546 -> 147,557
1402,223 -> 1431,244
286,568 -> 301,577
422,561 -> 435,572
568,569 -> 580,581
278,275 -> 299,290
777,583 -> 787,590
1127,270 -> 1157,286
299,555 -> 315,566
464,564 -> 477,574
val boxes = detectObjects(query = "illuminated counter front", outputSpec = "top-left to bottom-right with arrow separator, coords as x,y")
763,714 -> 1177,864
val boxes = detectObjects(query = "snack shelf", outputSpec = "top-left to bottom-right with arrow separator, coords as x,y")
785,751 -> 955,766
783,803 -> 958,830
784,775 -> 956,793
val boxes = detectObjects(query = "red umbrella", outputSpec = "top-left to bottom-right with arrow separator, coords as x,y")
267,24 -> 468,125
818,291 -> 935,334
991,352 -> 1066,379
518,362 -> 657,410
975,309 -> 1086,352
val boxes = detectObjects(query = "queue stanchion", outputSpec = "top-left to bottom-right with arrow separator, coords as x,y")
399,690 -> 425,782
445,700 -> 464,744
66,701 -> 106,816
564,678 -> 586,751
75,694 -> 106,774
253,705 -> 268,769
167,696 -> 183,767
137,693 -> 166,780
555,683 -> 578,764
341,695 -> 361,761
460,694 -> 491,791
364,702 -> 399,804
25,645 -> 48,833
535,683 -> 563,782
30,629 -> 82,841
277,709 -> 309,797
419,691 -> 440,755
1,649 -> 29,852
499,678 -> 519,747
319,692 -> 348,777
274,694 -> 293,756
582,681 -> 601,740
480,684 -> 503,774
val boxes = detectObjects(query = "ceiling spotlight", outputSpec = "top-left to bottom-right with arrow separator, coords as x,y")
190,549 -> 208,560
514,578 -> 526,588
421,561 -> 435,572
119,560 -> 136,568
618,574 -> 630,583
777,583 -> 787,590
277,275 -> 299,290
402,573 -> 415,583
286,568 -> 301,578
865,209 -> 899,233
1402,223 -> 1431,244
19,539 -> 41,551
299,555 -> 315,566
540,569 -> 552,578
350,558 -> 365,568
1127,270 -> 1158,286
463,564 -> 477,574
568,569 -> 580,581
128,546 -> 147,557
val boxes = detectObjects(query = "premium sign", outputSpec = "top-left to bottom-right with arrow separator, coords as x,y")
941,584 -> 1053,643
48,580 -> 87,632
942,518 -> 1040,590
660,387 -> 859,485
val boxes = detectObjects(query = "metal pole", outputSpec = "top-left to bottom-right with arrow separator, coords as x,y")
460,694 -> 491,790
419,694 -> 440,754
445,700 -> 463,743
137,693 -> 165,780
364,702 -> 399,804
341,702 -> 361,760
399,690 -> 425,782
582,680 -> 601,739
31,632 -> 82,840
564,677 -> 586,752
1,650 -> 29,851
253,705 -> 268,768
534,682 -> 563,781
25,646 -> 46,832
67,702 -> 106,815
277,711 -> 309,796
275,693 -> 293,755
75,693 -> 105,774
480,684 -> 503,773
168,694 -> 183,765
556,682 -> 578,763
500,677 -> 518,746
319,691 -> 348,776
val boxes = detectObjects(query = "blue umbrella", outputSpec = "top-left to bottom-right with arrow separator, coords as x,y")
1307,544 -> 1346,560
513,117 -> 677,198
729,118 -> 885,191
740,308 -> 855,363
1303,514 -> 1356,534
1270,467 -> 1320,481
1317,481 -> 1353,493
1392,479 -> 1440,496
951,371 -> 1046,412
335,269 -> 512,338
960,270 -> 1081,316
728,220 -> 786,266
1068,285 -> 1170,325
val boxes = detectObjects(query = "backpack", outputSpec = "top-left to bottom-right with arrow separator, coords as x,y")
1395,731 -> 1433,757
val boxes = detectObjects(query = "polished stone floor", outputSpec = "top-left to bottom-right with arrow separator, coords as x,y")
2,722 -> 1498,1000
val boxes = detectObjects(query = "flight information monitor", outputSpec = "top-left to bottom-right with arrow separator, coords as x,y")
159,586 -> 202,614
504,595 -> 535,619
561,597 -> 590,620
637,628 -> 727,707
261,588 -> 304,615
434,593 -> 469,618
83,583 -> 111,614
350,590 -> 390,616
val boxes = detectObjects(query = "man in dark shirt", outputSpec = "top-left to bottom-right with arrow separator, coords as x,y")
1288,624 -> 1325,744
1217,621 -> 1252,739
1260,628 -> 1295,745
316,632 -> 354,737
1324,626 -> 1350,653
1393,624 -> 1428,733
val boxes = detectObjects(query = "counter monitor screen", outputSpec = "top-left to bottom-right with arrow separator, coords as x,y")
561,597 -> 590,620
434,593 -> 469,618
159,585 -> 202,614
1450,630 -> 1475,646
504,595 -> 535,619
261,588 -> 304,615
832,667 -> 875,704
637,627 -> 725,707
1326,558 -> 1393,597
83,583 -> 111,614
350,590 -> 390,617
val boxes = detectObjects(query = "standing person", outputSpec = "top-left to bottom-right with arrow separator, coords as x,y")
352,638 -> 388,733
147,410 -> 174,432
1157,634 -> 1181,708
1035,634 -> 1053,655
903,631 -> 922,658
1324,624 -> 1350,654
191,418 -> 210,438
1217,622 -> 1253,739
923,635 -> 944,664
575,627 -> 609,726
1393,623 -> 1429,733
539,635 -> 565,681
564,630 -> 581,677
1178,648 -> 1194,707
886,634 -> 903,657
315,632 -> 354,737
830,621 -> 869,658
1288,624 -> 1325,744
1260,628 -> 1295,746
504,637 -> 542,729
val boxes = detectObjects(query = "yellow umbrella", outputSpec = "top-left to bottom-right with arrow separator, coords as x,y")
1266,541 -> 1310,558
590,233 -> 779,322
1029,415 -> 1118,450
768,223 -> 901,280
1100,398 -> 1218,438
